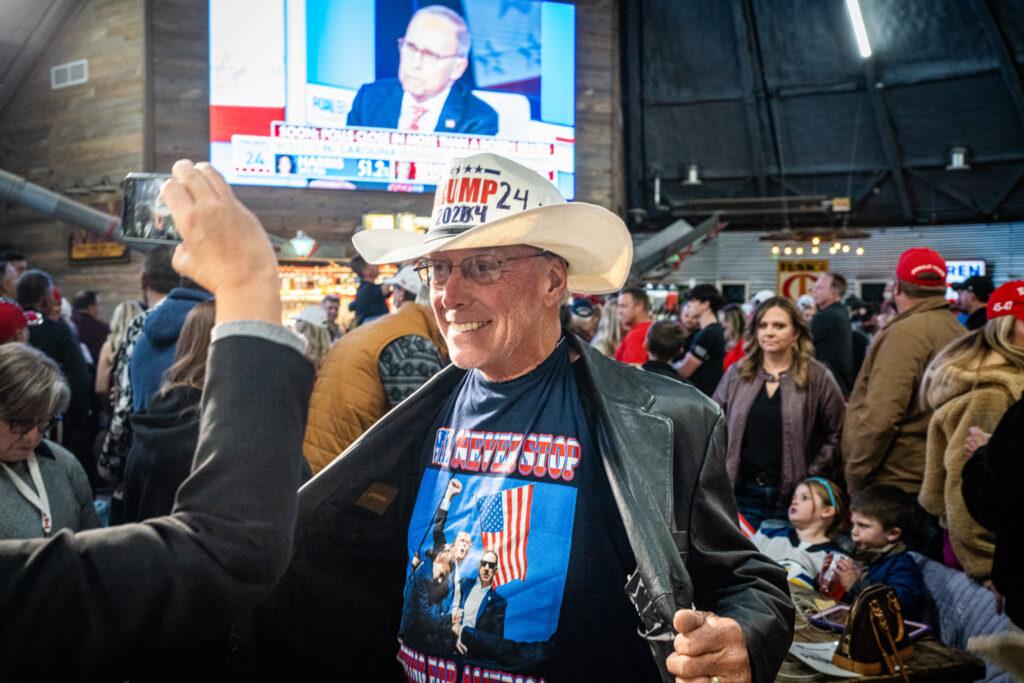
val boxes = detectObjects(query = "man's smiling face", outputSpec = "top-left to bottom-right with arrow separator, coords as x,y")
429,245 -> 563,382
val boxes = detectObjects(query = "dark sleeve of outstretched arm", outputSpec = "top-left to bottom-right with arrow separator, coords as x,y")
688,413 -> 795,683
961,446 -> 997,532
0,335 -> 315,680
962,395 -> 1024,531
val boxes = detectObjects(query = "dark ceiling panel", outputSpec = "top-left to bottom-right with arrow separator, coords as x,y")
989,0 -> 1024,64
865,0 -> 997,79
641,1 -> 743,102
622,0 -> 1024,230
643,102 -> 753,178
752,0 -> 862,88
885,73 -> 1024,164
776,91 -> 887,174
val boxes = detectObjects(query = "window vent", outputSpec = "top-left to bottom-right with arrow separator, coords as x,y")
50,59 -> 89,89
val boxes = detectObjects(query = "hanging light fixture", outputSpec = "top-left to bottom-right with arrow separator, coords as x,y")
946,146 -> 970,171
289,230 -> 318,258
682,164 -> 703,186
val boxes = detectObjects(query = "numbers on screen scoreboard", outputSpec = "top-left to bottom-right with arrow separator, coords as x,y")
244,150 -> 265,166
357,158 -> 391,179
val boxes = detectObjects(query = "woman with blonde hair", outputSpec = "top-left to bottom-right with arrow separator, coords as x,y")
590,295 -> 622,357
919,283 -> 1024,579
123,301 -> 215,521
718,303 -> 747,371
294,306 -> 332,369
95,300 -> 145,400
714,297 -> 845,529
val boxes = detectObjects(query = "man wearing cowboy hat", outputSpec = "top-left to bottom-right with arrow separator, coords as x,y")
241,154 -> 792,682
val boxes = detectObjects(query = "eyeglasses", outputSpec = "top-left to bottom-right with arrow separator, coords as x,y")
397,38 -> 461,67
479,560 -> 497,569
6,414 -> 61,437
414,252 -> 561,288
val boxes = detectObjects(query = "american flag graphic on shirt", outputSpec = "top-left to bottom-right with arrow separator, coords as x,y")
476,484 -> 534,587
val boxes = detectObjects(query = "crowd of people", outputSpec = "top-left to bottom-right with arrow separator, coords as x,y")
0,154 -> 1021,680
560,249 -> 1023,654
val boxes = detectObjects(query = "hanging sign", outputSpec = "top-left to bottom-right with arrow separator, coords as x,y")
777,259 -> 830,299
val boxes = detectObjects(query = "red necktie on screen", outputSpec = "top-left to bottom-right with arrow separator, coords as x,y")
408,105 -> 428,131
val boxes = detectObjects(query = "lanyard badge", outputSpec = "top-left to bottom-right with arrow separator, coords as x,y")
1,453 -> 53,538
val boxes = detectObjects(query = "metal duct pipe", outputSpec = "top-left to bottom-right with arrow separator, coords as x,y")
0,168 -> 124,241
0,167 -> 310,257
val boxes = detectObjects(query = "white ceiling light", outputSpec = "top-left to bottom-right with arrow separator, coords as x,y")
682,164 -> 703,186
289,230 -> 318,257
946,146 -> 971,171
846,0 -> 872,59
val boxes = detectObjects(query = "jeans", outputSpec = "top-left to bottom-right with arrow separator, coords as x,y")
734,480 -> 782,533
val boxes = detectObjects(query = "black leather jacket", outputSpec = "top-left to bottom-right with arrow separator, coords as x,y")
238,335 -> 793,681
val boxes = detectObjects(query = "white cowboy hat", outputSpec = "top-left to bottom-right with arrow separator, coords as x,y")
351,153 -> 632,294
293,305 -> 328,327
384,265 -> 424,296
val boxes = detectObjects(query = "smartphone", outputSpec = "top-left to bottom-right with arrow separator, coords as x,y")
120,173 -> 181,244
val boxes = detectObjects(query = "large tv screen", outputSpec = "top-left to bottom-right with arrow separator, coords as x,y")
209,0 -> 576,198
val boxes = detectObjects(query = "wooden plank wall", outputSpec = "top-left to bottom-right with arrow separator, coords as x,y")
0,0 -> 624,317
0,0 -> 146,318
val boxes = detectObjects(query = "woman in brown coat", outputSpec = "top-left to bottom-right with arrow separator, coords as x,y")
714,297 -> 846,530
919,310 -> 1024,579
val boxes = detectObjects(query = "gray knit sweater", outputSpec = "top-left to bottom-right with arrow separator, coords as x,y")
0,439 -> 100,539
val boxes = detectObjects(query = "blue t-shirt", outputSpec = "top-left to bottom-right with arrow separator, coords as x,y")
397,341 -> 659,682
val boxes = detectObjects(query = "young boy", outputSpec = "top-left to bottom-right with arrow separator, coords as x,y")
641,321 -> 687,382
836,484 -> 926,621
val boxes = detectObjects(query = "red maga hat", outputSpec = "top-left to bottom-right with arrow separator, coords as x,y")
896,247 -> 947,287
0,298 -> 41,342
987,280 -> 1024,321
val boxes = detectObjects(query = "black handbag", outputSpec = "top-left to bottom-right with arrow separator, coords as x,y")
832,584 -> 913,681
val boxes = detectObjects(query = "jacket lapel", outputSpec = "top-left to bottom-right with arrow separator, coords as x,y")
435,83 -> 467,132
298,362 -> 465,517
477,590 -> 490,624
572,339 -> 682,597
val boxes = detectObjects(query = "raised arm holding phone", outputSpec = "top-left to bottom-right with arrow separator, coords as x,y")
0,160 -> 315,680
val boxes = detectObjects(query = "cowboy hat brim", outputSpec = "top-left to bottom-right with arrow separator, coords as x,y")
351,202 -> 633,294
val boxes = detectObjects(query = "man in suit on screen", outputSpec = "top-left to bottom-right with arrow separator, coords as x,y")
346,5 -> 498,135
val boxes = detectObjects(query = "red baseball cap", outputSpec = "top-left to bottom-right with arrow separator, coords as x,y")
987,280 -> 1024,321
0,298 -> 41,342
896,247 -> 947,287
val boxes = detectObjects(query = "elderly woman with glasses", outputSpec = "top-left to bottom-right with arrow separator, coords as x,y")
0,343 -> 100,539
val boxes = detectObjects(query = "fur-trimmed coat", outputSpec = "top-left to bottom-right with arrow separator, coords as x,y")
919,353 -> 1024,578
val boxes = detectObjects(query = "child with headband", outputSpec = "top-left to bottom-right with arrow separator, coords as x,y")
751,476 -> 848,590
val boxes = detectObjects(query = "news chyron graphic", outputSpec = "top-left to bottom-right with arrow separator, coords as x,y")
209,0 -> 576,197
